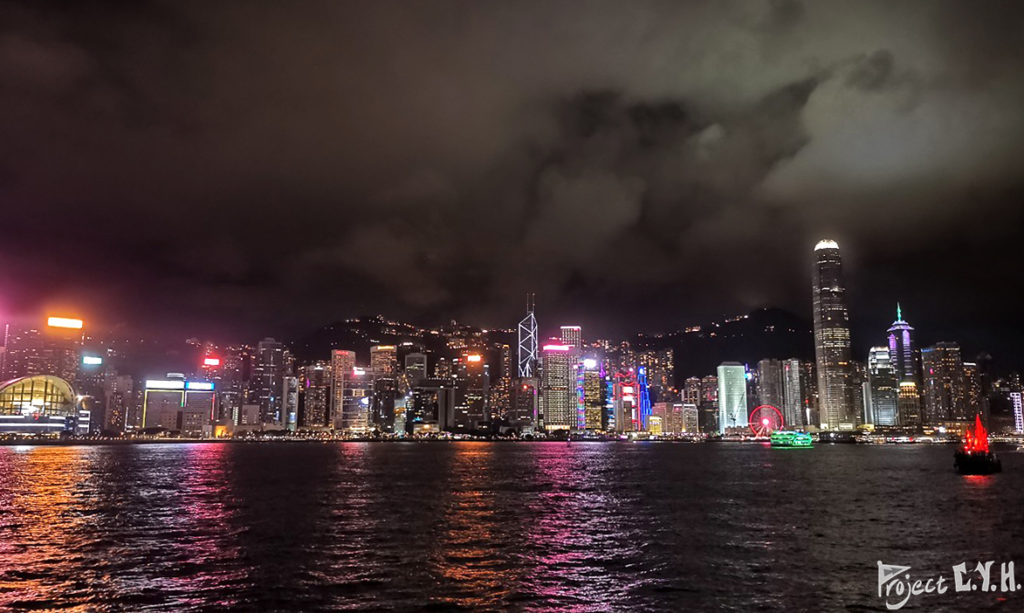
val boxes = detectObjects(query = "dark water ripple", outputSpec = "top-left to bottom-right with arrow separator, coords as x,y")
2,442 -> 1023,611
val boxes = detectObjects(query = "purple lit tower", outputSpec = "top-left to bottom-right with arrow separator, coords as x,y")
886,304 -> 921,386
887,304 -> 922,426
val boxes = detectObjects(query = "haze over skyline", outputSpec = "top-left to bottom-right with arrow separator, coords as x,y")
1,1 -> 1022,363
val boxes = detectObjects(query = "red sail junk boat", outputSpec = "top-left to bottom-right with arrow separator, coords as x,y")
954,414 -> 1001,475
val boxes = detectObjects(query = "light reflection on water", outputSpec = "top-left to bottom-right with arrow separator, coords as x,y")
431,443 -> 513,609
0,446 -> 95,612
519,443 -> 653,612
1,442 -> 1023,611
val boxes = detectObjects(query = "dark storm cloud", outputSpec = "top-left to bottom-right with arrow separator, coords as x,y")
1,1 -> 1023,359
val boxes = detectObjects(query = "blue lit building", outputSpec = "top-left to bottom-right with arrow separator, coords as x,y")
637,366 -> 652,431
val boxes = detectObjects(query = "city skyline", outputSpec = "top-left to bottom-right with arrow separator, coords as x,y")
3,4 -> 1023,611
3,235 -> 1019,439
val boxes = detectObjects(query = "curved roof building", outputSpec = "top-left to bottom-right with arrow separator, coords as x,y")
0,375 -> 78,435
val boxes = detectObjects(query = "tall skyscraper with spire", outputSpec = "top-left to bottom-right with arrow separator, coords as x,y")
921,341 -> 968,424
811,239 -> 856,430
887,304 -> 922,426
886,304 -> 920,385
517,294 -> 538,378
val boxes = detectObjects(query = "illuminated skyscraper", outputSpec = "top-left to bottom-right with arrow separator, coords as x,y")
282,376 -> 299,431
781,358 -> 805,429
408,378 -> 456,433
453,353 -> 489,431
540,343 -> 574,431
337,367 -> 373,433
330,349 -> 356,427
517,294 -> 538,378
578,358 -> 604,430
866,346 -> 898,426
681,403 -> 699,433
811,239 -> 855,430
434,356 -> 452,379
490,344 -> 513,419
611,370 -> 638,433
141,377 -> 215,436
638,348 -> 674,402
716,362 -> 748,434
800,361 -> 818,426
298,361 -> 331,428
102,373 -> 133,433
370,345 -> 398,376
558,326 -> 584,429
251,338 -> 286,425
682,377 -> 701,406
921,342 -> 968,424
887,305 -> 921,385
1,317 -> 84,382
756,359 -> 785,410
963,362 -> 984,419
887,305 -> 921,426
214,346 -> 247,424
699,374 -> 718,433
636,365 -> 653,431
898,381 -> 921,426
849,359 -> 866,427
560,325 -> 582,349
510,377 -> 539,429
142,378 -> 185,431
371,376 -> 398,432
404,353 -> 428,383
76,352 -> 107,431
1012,392 -> 1023,433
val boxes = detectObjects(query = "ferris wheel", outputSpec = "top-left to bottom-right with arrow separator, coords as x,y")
749,405 -> 784,437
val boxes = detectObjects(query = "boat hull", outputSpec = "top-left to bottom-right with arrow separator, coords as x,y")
954,451 -> 1001,475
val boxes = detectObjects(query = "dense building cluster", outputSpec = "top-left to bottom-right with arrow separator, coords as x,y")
0,313 -> 682,438
1,241 -> 1021,439
803,240 -> 1019,435
685,241 -> 1019,436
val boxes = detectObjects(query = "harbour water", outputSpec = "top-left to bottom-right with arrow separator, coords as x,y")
1,442 -> 1022,611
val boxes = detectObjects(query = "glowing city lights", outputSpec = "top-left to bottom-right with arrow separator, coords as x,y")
203,357 -> 221,367
82,356 -> 103,365
145,380 -> 185,390
47,316 -> 83,329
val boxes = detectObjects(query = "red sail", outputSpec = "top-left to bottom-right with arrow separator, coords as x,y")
964,413 -> 989,453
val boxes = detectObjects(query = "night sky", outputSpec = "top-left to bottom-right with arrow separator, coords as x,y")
1,2 -> 1022,365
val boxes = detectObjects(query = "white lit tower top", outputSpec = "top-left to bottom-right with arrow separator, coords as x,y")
517,293 -> 538,378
